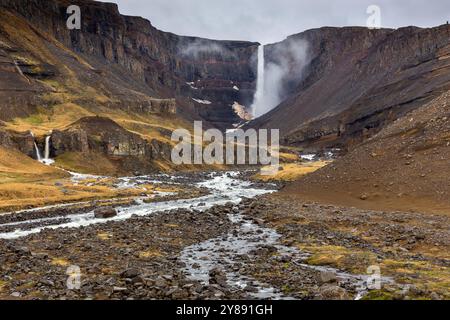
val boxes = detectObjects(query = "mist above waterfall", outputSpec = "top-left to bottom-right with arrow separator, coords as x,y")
179,39 -> 235,59
251,38 -> 309,118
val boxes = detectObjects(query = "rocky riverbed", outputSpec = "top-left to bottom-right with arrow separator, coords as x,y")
0,171 -> 413,300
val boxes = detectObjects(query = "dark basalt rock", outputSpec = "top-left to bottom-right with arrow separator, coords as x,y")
0,0 -> 258,128
250,25 -> 450,150
94,207 -> 117,219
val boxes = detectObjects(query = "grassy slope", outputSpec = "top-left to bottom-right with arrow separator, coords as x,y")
0,146 -> 171,212
0,8 -> 198,176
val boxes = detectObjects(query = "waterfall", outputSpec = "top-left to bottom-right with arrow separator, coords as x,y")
34,141 -> 42,161
30,131 -> 42,161
41,134 -> 55,165
251,45 -> 265,118
30,131 -> 54,164
44,135 -> 51,160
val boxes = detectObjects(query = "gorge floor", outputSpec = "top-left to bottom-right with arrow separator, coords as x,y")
0,171 -> 445,300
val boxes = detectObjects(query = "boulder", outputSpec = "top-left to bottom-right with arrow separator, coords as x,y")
94,207 -> 117,219
318,271 -> 338,284
317,285 -> 350,300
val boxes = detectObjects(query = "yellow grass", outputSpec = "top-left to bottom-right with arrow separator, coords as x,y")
97,232 -> 113,241
254,161 -> 329,181
0,147 -> 178,211
55,152 -> 118,176
51,258 -> 70,267
139,249 -> 163,259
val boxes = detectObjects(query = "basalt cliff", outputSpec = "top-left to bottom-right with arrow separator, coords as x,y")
250,25 -> 450,151
0,0 -> 258,172
1,0 -> 449,173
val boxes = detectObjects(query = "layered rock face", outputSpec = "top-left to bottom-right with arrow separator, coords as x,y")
0,0 -> 258,127
51,117 -> 172,160
250,26 -> 450,150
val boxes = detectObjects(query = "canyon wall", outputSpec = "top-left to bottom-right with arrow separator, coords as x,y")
0,0 -> 258,127
251,26 -> 450,150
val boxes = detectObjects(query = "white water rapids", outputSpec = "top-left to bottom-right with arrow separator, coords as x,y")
0,172 -> 272,240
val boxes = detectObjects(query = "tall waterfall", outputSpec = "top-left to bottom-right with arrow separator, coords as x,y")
251,45 -> 265,118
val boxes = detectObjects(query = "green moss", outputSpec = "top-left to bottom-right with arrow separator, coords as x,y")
24,114 -> 44,125
361,290 -> 395,300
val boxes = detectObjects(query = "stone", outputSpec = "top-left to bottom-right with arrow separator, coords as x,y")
94,207 -> 117,219
318,271 -> 338,284
120,268 -> 140,279
317,285 -> 350,300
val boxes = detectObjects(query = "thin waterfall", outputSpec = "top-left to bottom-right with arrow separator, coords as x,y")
44,135 -> 51,160
34,141 -> 42,161
42,134 -> 54,165
251,45 -> 265,118
30,131 -> 42,161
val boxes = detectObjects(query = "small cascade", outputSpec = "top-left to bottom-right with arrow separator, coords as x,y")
30,131 -> 54,165
34,141 -> 42,161
41,133 -> 54,165
30,131 -> 42,161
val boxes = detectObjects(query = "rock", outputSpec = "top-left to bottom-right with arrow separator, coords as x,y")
120,268 -> 140,279
317,285 -> 350,300
113,287 -> 129,293
94,207 -> 117,219
430,292 -> 441,300
360,194 -> 368,201
209,268 -> 227,286
318,271 -> 338,284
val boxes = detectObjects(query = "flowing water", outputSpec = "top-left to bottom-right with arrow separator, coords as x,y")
0,172 -> 272,240
0,170 -> 391,299
39,135 -> 54,165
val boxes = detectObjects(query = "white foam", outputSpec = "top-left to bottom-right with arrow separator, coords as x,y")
0,172 -> 273,240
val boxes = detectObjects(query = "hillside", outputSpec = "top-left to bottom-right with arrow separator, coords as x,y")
0,0 -> 260,173
283,91 -> 450,214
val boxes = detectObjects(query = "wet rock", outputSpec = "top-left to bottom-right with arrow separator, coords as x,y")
94,207 -> 117,219
318,271 -> 338,284
209,268 -> 227,286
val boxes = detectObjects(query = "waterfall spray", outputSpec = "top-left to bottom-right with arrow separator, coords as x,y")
251,45 -> 265,118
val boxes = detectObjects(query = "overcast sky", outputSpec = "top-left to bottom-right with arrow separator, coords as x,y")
103,0 -> 450,44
